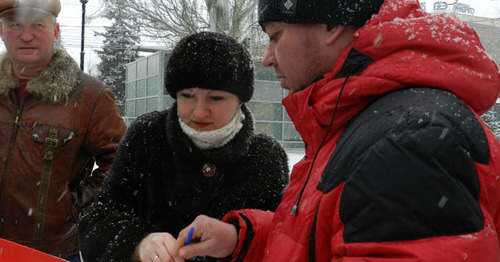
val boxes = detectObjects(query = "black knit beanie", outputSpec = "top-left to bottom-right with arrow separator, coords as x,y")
165,32 -> 254,102
258,0 -> 385,27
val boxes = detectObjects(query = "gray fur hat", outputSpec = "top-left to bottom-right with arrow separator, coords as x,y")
0,0 -> 61,18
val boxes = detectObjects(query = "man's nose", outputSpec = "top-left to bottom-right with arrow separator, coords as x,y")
20,27 -> 35,42
262,45 -> 276,67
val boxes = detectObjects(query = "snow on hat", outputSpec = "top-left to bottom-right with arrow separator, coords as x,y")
0,0 -> 61,18
165,32 -> 254,103
258,0 -> 385,27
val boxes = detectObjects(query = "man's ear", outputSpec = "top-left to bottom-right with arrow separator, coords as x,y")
326,25 -> 348,45
53,23 -> 60,41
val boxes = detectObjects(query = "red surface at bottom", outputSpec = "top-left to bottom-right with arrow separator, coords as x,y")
0,238 -> 67,261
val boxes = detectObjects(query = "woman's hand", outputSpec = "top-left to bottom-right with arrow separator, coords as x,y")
132,233 -> 184,262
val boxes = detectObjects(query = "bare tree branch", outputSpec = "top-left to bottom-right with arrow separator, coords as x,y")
100,0 -> 261,50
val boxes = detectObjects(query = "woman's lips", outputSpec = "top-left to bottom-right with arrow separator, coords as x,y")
192,121 -> 211,129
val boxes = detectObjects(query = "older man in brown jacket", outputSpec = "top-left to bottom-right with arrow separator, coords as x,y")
0,0 -> 126,261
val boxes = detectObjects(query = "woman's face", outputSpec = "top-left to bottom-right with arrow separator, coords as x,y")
177,88 -> 242,131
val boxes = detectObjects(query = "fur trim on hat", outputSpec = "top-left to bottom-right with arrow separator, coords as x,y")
0,48 -> 80,103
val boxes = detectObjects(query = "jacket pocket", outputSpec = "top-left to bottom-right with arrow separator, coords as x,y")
31,121 -> 75,148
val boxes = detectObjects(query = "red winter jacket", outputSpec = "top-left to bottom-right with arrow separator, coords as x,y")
223,0 -> 500,261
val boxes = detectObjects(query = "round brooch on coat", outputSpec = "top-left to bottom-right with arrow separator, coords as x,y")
202,163 -> 217,178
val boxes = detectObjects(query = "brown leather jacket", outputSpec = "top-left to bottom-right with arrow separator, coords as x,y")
0,49 -> 126,258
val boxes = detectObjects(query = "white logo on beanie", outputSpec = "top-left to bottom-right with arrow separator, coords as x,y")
281,0 -> 297,15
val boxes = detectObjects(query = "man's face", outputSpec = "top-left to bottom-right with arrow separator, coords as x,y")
0,12 -> 59,71
262,22 -> 335,94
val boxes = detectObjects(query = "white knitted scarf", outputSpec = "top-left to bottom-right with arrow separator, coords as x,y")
179,108 -> 245,150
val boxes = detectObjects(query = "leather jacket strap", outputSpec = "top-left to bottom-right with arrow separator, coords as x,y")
34,126 -> 59,241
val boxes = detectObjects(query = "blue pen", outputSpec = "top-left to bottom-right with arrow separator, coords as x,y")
185,227 -> 195,245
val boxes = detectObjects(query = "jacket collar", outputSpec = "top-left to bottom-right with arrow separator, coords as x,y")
282,49 -> 375,155
0,48 -> 80,103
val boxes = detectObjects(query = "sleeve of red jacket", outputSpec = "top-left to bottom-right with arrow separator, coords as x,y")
326,120 -> 500,261
222,209 -> 275,262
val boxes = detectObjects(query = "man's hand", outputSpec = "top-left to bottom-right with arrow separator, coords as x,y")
175,215 -> 238,259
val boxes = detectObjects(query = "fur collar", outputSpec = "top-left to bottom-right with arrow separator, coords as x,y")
0,48 -> 80,103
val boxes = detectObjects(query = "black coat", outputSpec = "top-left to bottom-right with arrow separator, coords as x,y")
78,104 -> 289,261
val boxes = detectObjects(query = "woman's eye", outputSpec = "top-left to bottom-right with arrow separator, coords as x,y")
210,96 -> 224,101
180,93 -> 193,99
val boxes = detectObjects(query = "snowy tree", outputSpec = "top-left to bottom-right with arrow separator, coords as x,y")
99,0 -> 263,51
481,109 -> 500,139
96,0 -> 141,114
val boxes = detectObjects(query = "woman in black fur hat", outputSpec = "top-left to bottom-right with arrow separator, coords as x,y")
78,32 -> 289,262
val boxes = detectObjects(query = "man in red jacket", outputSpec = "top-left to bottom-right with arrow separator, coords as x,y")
165,0 -> 500,261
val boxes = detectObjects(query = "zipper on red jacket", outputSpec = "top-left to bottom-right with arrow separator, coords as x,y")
291,76 -> 351,215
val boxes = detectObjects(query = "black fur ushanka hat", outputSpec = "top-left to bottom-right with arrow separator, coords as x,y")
165,32 -> 254,103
